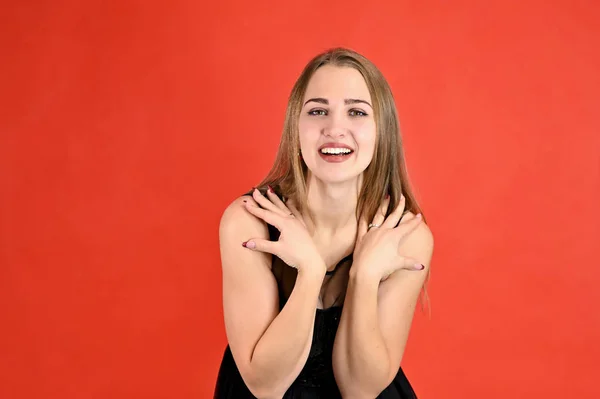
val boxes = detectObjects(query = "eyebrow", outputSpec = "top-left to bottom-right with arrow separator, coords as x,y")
303,97 -> 373,109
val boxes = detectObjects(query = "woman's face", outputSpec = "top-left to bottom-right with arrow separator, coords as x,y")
298,65 -> 376,184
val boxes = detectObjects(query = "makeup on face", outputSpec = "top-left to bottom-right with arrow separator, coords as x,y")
317,142 -> 355,163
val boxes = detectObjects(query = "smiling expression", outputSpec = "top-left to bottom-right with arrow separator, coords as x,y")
298,65 -> 377,184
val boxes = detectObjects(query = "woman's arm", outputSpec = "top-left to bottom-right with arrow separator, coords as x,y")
220,196 -> 325,398
332,218 -> 434,398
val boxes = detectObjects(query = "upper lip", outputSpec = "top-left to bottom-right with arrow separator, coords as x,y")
318,143 -> 354,151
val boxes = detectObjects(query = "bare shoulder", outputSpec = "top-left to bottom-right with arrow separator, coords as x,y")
219,195 -> 269,242
399,211 -> 434,267
401,211 -> 434,243
219,195 -> 273,274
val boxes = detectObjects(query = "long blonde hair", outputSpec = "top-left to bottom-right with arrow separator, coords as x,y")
256,47 -> 430,309
258,48 -> 425,224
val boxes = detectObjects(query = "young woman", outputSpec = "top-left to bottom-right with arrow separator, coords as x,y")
214,47 -> 434,398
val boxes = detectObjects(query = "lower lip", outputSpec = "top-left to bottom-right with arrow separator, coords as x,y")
318,151 -> 354,163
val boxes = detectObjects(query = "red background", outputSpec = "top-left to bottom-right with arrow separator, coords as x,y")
1,1 -> 599,398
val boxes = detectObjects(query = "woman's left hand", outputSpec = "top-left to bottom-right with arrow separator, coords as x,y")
352,195 -> 425,281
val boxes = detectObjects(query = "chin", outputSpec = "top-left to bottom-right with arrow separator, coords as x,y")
309,169 -> 363,185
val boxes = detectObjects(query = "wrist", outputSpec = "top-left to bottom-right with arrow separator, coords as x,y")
349,262 -> 380,284
297,257 -> 327,279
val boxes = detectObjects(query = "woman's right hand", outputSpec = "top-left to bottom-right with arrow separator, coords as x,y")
241,187 -> 325,276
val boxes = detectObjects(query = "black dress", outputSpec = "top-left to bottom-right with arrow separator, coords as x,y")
215,223 -> 418,398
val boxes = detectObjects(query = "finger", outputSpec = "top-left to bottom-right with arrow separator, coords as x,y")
357,214 -> 368,240
368,195 -> 390,232
242,238 -> 278,254
397,256 -> 426,271
265,186 -> 292,214
287,203 -> 304,222
244,201 -> 284,229
393,212 -> 423,240
371,195 -> 390,227
252,188 -> 287,216
397,210 -> 416,224
382,194 -> 406,229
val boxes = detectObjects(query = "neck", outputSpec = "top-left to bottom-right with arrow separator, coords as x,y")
304,173 -> 361,236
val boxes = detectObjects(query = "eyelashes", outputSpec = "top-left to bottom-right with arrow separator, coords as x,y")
308,109 -> 327,116
307,109 -> 368,117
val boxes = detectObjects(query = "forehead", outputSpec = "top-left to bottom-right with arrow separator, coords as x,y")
304,65 -> 371,102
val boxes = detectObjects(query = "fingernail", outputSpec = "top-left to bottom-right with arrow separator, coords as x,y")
414,263 -> 425,270
267,185 -> 274,193
385,194 -> 389,199
416,213 -> 422,218
242,241 -> 256,249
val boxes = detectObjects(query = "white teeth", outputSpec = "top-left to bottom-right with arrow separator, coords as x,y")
320,148 -> 352,155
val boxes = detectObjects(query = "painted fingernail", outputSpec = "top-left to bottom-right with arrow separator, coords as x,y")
385,194 -> 390,199
242,241 -> 256,249
267,185 -> 274,193
414,263 -> 425,270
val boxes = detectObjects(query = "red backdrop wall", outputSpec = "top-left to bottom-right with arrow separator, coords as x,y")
1,1 -> 599,398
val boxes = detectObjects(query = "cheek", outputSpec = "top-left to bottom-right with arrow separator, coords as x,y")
354,122 -> 377,151
298,116 -> 321,131
298,117 -> 321,146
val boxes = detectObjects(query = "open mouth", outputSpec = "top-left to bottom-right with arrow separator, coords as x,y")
319,148 -> 354,156
318,148 -> 354,163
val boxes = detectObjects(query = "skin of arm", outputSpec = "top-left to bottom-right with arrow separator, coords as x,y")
332,217 -> 434,398
220,196 -> 326,398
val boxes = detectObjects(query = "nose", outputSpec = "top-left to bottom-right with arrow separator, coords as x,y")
324,126 -> 346,138
323,112 -> 347,138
